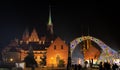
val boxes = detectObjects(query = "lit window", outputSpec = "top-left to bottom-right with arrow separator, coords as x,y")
26,41 -> 29,44
54,45 -> 56,50
20,41 -> 23,44
34,56 -> 37,59
61,45 -> 63,49
43,41 -> 45,44
51,40 -> 53,43
39,41 -> 41,44
37,39 -> 39,41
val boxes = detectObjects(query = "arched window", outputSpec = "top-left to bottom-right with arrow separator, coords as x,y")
61,45 -> 63,50
54,45 -> 56,50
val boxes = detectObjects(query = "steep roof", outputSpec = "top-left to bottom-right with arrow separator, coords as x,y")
51,37 -> 66,45
28,28 -> 39,42
47,37 -> 68,51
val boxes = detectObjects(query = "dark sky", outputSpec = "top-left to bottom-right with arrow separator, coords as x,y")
0,1 -> 120,51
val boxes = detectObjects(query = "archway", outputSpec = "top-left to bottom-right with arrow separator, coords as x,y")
70,36 -> 118,64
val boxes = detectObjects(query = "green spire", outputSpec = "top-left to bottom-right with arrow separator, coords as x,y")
48,5 -> 52,25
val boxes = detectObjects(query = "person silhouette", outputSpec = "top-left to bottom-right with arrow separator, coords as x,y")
99,62 -> 103,70
112,63 -> 118,70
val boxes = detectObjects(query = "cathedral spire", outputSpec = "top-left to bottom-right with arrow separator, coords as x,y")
48,5 -> 52,25
47,5 -> 53,35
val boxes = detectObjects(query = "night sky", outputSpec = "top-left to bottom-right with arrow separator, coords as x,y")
0,1 -> 120,51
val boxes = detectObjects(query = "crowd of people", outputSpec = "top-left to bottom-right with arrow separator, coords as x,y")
71,61 -> 119,70
71,61 -> 91,70
99,61 -> 119,70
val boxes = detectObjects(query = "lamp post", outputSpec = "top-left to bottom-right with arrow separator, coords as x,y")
67,43 -> 71,70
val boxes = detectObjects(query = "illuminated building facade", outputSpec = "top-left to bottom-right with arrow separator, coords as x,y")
19,28 -> 49,64
1,39 -> 20,63
2,9 -> 68,67
46,37 -> 68,67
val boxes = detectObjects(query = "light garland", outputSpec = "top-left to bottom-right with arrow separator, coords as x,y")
70,36 -> 118,62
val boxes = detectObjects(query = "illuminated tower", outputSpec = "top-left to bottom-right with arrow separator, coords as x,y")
46,6 -> 55,41
47,6 -> 53,35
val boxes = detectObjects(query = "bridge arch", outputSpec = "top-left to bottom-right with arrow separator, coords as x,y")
70,36 -> 118,63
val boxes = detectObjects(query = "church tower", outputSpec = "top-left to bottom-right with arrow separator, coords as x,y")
47,6 -> 53,35
46,6 -> 55,42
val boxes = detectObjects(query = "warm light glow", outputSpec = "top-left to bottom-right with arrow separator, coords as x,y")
43,41 -> 45,44
29,39 -> 31,41
20,41 -> 23,44
51,57 -> 54,64
85,59 -> 97,64
64,41 -> 66,43
45,47 -> 48,49
37,39 -> 39,41
10,58 -> 13,62
50,57 -> 57,66
39,41 -> 41,44
113,59 -> 120,65
26,41 -> 29,44
51,40 -> 53,43
78,58 -> 81,64
51,57 -> 53,60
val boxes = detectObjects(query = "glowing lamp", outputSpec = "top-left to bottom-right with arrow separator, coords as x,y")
10,58 -> 13,62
